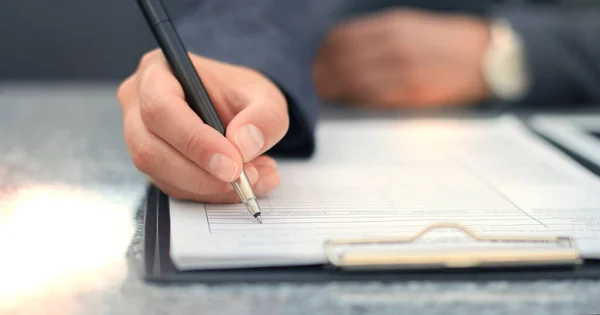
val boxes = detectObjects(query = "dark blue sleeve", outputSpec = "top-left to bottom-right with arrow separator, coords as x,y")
493,3 -> 600,106
172,0 -> 496,158
174,1 -> 341,158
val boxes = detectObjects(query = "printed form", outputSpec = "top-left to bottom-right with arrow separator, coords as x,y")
169,115 -> 600,270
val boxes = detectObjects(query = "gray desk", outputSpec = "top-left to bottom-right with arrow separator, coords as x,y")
1,82 -> 599,315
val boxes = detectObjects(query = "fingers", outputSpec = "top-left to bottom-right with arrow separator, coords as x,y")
152,155 -> 281,203
116,74 -> 138,115
225,93 -> 289,163
312,52 -> 342,101
136,54 -> 245,183
118,49 -> 286,204
313,12 -> 409,106
210,155 -> 281,203
124,106 -> 256,195
250,155 -> 281,196
183,56 -> 289,164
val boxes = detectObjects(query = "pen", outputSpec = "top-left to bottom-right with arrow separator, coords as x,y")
136,0 -> 263,223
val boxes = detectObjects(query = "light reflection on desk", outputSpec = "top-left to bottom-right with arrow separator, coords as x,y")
0,184 -> 134,314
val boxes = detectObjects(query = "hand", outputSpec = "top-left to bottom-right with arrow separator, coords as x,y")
117,49 -> 288,202
313,8 -> 492,108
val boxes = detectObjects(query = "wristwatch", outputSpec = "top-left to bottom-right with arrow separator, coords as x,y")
482,18 -> 530,102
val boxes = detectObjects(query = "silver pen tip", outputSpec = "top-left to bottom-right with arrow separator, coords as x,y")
245,198 -> 263,224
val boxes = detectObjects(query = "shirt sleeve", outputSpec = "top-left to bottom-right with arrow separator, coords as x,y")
492,3 -> 600,107
174,1 -> 336,157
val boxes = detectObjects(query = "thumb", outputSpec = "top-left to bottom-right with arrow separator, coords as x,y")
225,87 -> 290,162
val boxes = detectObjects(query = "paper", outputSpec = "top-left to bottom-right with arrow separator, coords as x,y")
530,114 -> 600,169
169,115 -> 600,270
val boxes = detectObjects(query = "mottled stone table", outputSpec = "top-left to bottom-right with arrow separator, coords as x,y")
1,82 -> 600,315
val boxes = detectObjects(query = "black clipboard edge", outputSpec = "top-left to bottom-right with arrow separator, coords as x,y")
142,184 -> 600,284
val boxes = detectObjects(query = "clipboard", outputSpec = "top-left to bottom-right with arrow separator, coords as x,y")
141,184 -> 600,283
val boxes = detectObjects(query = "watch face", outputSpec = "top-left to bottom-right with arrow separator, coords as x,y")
484,20 -> 529,101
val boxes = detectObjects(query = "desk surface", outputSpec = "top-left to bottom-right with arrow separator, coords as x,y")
1,82 -> 600,315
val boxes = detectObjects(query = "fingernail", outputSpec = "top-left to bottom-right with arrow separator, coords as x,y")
245,166 -> 259,185
208,153 -> 238,182
235,124 -> 264,162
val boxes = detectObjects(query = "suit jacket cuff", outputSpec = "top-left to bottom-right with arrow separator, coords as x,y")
175,8 -> 320,158
492,4 -> 586,106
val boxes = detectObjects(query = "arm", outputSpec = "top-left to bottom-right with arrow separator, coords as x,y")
174,1 -> 334,157
119,1 -> 358,202
494,3 -> 600,106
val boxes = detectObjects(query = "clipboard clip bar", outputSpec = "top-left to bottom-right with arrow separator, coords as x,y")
324,223 -> 582,271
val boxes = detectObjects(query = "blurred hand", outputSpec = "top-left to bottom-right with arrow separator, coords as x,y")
117,49 -> 287,202
313,8 -> 492,108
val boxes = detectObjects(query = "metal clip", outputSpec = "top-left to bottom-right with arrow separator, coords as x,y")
324,223 -> 581,270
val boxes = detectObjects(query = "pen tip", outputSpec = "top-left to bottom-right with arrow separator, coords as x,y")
256,215 -> 263,224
